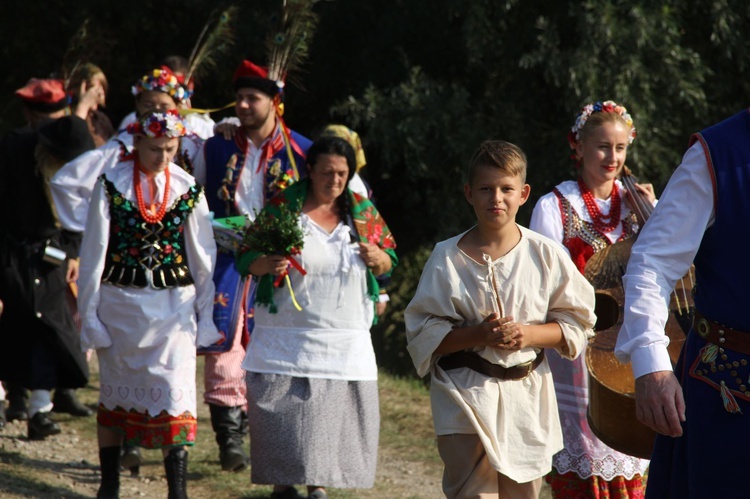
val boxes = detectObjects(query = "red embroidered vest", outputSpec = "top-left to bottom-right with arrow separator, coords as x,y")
553,188 -> 637,274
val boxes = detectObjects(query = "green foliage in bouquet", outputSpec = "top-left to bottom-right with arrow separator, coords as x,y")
242,202 -> 304,256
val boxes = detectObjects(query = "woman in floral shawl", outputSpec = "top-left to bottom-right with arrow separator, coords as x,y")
236,136 -> 397,499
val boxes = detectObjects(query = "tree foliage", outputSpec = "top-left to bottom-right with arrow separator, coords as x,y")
2,0 -> 750,375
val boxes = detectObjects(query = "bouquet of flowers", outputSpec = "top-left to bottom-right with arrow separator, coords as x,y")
241,202 -> 304,258
242,201 -> 307,312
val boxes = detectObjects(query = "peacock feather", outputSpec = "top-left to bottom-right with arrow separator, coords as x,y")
265,0 -> 319,85
185,4 -> 240,85
60,18 -> 112,91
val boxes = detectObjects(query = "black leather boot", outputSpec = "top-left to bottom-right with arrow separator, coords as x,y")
120,445 -> 142,476
208,404 -> 248,472
6,383 -> 28,422
164,447 -> 189,499
53,388 -> 93,417
97,446 -> 121,499
27,411 -> 61,440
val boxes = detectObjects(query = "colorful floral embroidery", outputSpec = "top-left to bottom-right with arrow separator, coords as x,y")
690,339 -> 750,412
554,188 -> 637,274
546,469 -> 645,498
126,110 -> 187,139
97,405 -> 197,449
131,67 -> 190,102
100,175 -> 202,289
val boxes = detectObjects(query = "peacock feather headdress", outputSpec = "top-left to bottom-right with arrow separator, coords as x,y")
265,0 -> 319,91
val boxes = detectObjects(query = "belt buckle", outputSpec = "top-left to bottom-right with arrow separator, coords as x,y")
696,318 -> 710,339
514,359 -> 534,380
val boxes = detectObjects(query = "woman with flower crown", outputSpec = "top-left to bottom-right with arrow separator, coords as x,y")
529,101 -> 655,498
51,66 -> 207,235
77,110 -> 222,499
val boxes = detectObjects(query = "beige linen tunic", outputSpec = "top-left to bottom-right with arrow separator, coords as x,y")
405,226 -> 596,483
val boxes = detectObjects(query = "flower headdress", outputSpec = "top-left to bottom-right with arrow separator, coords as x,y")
568,100 -> 636,149
127,109 -> 187,139
131,66 -> 190,102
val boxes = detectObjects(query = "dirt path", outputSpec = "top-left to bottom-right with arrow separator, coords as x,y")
0,355 -> 551,498
0,414 -> 445,498
0,355 -> 445,499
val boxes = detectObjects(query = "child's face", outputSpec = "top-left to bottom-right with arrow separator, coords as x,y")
576,121 -> 630,188
135,136 -> 180,174
464,164 -> 530,229
135,91 -> 178,116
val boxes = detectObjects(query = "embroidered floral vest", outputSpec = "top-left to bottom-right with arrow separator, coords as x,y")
553,188 -> 637,273
100,176 -> 202,289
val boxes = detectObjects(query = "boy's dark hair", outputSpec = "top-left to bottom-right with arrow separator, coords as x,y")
467,140 -> 527,184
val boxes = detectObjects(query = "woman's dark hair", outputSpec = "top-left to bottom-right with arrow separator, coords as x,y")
306,136 -> 358,230
306,136 -> 357,182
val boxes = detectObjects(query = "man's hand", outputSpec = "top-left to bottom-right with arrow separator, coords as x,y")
66,258 -> 80,283
215,122 -> 238,140
635,370 -> 685,437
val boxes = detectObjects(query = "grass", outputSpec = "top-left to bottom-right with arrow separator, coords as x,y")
378,375 -> 440,464
0,355 -> 444,498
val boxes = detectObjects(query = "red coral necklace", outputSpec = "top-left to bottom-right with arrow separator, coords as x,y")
577,177 -> 620,233
134,160 -> 170,224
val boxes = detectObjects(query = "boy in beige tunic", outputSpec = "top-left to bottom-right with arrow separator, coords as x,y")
405,140 -> 596,498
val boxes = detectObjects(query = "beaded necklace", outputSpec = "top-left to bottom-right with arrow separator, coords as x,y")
577,177 -> 621,233
133,160 -> 171,224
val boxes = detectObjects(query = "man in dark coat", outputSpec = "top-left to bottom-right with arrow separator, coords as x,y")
0,78 -> 95,439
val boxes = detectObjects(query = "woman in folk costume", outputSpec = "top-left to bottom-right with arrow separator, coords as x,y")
529,101 -> 655,498
51,66 -> 206,235
235,136 -> 397,499
117,56 -> 217,140
191,58 -> 312,473
77,110 -> 221,499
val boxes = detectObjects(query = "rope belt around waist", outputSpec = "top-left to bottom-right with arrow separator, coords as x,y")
437,349 -> 545,381
694,311 -> 750,356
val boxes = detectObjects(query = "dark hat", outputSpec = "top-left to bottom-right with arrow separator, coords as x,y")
232,60 -> 282,96
15,78 -> 69,113
38,116 -> 96,162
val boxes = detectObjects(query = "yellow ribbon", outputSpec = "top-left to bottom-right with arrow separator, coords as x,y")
180,101 -> 237,115
279,124 -> 300,180
285,274 -> 303,311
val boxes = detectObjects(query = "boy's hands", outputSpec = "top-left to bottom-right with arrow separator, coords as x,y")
436,314 -> 559,355
482,314 -> 526,351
